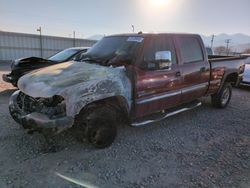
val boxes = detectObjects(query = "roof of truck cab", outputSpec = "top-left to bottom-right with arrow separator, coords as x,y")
67,47 -> 90,50
106,33 -> 201,38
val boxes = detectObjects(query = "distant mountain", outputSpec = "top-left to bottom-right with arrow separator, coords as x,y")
230,43 -> 250,53
87,33 -> 250,52
87,35 -> 104,40
201,33 -> 250,52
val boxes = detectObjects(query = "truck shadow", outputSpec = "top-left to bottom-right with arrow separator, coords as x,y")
238,85 -> 250,91
37,99 -> 214,154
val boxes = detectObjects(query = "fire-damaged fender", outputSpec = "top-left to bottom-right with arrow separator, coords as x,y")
17,61 -> 132,120
62,75 -> 132,117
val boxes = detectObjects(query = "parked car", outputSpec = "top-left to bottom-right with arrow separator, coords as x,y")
241,55 -> 250,84
9,33 -> 247,148
2,47 -> 89,86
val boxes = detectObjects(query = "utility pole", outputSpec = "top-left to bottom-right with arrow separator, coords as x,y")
211,34 -> 215,49
132,25 -> 135,33
73,31 -> 76,47
37,27 -> 43,58
225,39 -> 232,56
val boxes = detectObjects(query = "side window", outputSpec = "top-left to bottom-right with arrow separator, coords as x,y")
73,51 -> 87,61
179,37 -> 203,63
143,36 -> 177,70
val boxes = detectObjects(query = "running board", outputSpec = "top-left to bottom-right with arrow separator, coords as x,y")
131,101 -> 202,127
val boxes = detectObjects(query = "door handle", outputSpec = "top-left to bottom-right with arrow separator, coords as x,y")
175,71 -> 181,77
200,67 -> 206,72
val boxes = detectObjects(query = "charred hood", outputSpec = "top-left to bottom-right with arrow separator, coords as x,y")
17,61 -> 126,98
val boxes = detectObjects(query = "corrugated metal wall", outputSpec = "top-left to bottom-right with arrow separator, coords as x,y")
0,31 -> 96,61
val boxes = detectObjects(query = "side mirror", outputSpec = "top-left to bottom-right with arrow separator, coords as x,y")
145,51 -> 172,70
155,51 -> 172,61
155,51 -> 172,70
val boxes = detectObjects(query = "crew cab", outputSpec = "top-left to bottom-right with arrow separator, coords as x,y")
2,47 -> 89,86
9,33 -> 247,148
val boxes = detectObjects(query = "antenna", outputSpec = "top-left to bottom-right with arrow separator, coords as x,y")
73,31 -> 76,47
132,25 -> 135,33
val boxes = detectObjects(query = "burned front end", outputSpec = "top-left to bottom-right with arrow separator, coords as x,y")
8,61 -> 132,134
9,90 -> 74,133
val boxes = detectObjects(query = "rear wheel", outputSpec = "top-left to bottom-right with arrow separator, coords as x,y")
211,82 -> 232,108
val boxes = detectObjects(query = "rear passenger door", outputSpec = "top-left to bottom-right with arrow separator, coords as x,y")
176,36 -> 210,103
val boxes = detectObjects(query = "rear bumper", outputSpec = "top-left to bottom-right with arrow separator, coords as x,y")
9,90 -> 74,131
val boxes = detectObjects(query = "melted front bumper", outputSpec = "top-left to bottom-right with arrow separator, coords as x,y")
9,90 -> 74,130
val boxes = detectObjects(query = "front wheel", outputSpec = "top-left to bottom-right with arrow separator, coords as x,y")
211,82 -> 232,108
87,116 -> 117,149
76,106 -> 117,149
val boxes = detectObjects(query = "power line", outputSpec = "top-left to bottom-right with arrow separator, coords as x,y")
211,34 -> 215,49
225,39 -> 232,56
36,26 -> 43,58
73,31 -> 76,47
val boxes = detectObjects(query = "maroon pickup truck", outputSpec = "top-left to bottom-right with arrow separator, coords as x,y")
9,33 -> 246,148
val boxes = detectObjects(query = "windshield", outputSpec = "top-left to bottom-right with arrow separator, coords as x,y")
83,36 -> 144,64
48,49 -> 79,62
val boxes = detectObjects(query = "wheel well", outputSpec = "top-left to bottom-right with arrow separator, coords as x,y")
77,96 -> 130,119
224,73 -> 238,85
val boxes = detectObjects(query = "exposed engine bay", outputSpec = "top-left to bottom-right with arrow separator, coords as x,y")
16,92 -> 66,119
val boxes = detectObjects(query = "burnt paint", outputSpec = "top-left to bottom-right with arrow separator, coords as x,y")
18,61 -> 132,119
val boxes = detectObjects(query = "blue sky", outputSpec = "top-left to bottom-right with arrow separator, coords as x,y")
0,0 -> 249,38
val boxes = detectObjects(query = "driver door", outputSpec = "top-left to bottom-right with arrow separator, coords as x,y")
134,35 -> 183,118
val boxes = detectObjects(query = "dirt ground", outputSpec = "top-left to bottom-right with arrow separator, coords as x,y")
0,62 -> 250,188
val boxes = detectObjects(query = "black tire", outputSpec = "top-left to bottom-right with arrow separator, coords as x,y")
211,82 -> 232,108
76,106 -> 117,149
9,106 -> 22,125
12,81 -> 17,87
233,78 -> 241,88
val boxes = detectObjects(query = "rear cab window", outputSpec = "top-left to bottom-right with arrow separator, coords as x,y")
178,36 -> 204,64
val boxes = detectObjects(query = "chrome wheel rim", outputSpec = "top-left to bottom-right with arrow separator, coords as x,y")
221,87 -> 230,105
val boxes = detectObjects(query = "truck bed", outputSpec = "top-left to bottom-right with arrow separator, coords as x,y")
206,55 -> 247,95
208,55 -> 247,62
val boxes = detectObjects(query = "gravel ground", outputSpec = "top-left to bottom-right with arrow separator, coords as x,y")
0,63 -> 250,188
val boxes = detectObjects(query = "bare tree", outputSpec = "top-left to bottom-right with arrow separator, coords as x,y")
243,48 -> 250,54
214,46 -> 227,55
